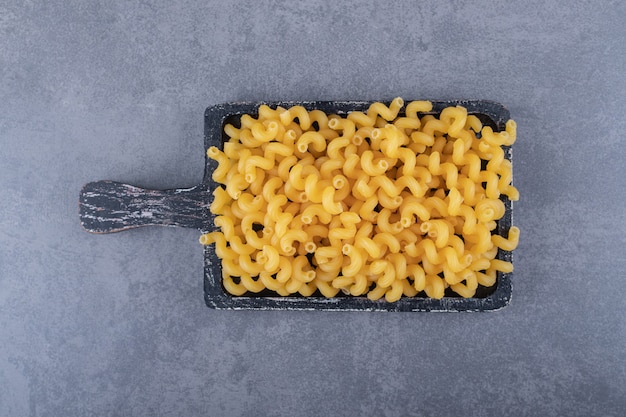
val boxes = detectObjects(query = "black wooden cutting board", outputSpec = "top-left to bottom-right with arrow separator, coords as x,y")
79,99 -> 514,311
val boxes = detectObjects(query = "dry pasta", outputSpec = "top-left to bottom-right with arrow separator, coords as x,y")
201,98 -> 519,301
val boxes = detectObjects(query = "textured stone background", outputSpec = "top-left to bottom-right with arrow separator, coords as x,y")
1,0 -> 625,416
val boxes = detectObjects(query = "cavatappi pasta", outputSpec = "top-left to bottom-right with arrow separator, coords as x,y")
201,98 -> 519,301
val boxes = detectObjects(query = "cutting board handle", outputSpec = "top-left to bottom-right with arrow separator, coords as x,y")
79,181 -> 207,233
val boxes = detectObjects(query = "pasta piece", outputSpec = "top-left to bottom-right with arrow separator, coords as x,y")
492,226 -> 520,251
341,244 -> 365,277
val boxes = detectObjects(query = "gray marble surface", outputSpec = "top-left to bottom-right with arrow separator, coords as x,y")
1,0 -> 625,416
